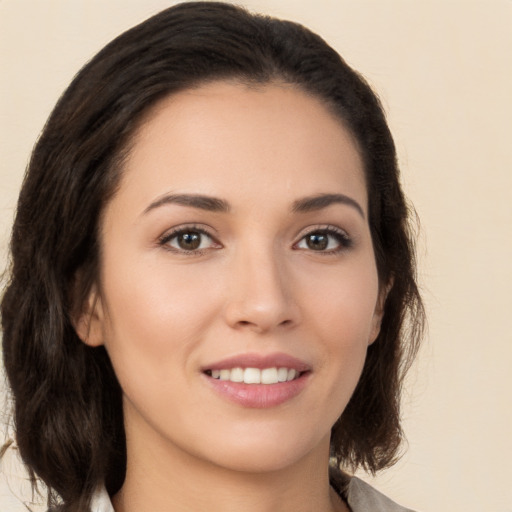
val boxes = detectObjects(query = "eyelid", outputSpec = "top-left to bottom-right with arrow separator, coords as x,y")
158,224 -> 222,253
293,224 -> 353,253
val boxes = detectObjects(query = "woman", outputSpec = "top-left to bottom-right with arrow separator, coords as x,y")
1,2 -> 424,511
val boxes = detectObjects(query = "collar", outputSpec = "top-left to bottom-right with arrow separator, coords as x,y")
90,476 -> 415,512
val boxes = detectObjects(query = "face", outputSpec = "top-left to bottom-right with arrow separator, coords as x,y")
79,81 -> 384,474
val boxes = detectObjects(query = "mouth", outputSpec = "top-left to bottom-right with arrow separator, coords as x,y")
201,353 -> 311,408
203,367 -> 304,384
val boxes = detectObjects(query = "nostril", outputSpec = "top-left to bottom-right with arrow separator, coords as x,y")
233,318 -> 294,331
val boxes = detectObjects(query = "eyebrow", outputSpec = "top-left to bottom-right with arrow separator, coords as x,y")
143,193 -> 231,215
292,193 -> 365,218
142,192 -> 364,218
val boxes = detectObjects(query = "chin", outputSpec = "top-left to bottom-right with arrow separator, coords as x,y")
198,428 -> 330,474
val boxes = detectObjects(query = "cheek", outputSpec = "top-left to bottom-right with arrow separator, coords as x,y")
295,258 -> 380,416
300,256 -> 380,344
99,257 -> 222,384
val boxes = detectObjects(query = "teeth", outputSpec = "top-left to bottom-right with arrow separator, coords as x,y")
244,367 -> 261,384
277,367 -> 288,382
261,367 -> 278,384
230,367 -> 244,382
208,367 -> 301,384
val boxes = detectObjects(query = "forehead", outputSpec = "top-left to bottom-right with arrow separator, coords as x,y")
117,80 -> 367,213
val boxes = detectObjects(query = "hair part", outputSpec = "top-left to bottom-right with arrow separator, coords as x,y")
1,2 -> 424,509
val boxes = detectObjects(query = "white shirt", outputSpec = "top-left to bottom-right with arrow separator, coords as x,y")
90,477 -> 416,512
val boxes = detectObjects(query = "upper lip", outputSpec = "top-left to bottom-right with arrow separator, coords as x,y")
202,352 -> 311,372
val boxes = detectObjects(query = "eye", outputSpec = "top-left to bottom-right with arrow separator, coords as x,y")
295,227 -> 352,253
159,227 -> 220,253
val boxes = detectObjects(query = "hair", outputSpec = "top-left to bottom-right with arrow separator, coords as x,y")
1,2 -> 424,510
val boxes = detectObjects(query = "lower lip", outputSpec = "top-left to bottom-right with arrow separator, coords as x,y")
203,372 -> 310,408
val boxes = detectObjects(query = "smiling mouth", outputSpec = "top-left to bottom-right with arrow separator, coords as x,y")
204,367 -> 304,384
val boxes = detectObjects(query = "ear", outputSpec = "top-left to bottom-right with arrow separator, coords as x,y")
368,279 -> 393,345
73,284 -> 105,347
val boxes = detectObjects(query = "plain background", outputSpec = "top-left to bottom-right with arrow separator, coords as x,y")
1,1 -> 511,511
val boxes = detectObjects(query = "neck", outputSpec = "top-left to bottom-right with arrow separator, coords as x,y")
112,419 -> 347,512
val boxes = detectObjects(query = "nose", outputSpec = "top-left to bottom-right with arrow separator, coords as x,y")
223,245 -> 300,334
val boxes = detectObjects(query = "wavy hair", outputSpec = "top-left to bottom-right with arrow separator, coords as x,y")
1,2 -> 424,510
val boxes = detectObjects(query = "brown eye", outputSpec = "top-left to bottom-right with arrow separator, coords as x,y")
176,231 -> 202,250
161,228 -> 218,253
305,233 -> 328,251
295,228 -> 352,253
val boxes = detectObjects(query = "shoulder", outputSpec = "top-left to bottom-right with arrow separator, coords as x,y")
47,487 -> 114,512
329,467 -> 416,512
346,476 -> 417,512
89,486 -> 115,512
51,476 -> 416,512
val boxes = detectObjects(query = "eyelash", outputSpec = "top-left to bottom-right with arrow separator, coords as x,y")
158,224 -> 352,255
158,225 -> 220,255
293,225 -> 353,255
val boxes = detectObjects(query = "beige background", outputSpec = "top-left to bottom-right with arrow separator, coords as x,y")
1,1 -> 511,511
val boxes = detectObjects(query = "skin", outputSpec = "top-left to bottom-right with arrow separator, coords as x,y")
78,81 -> 385,512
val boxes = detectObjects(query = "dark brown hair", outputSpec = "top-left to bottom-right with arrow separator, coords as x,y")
1,2 -> 424,510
